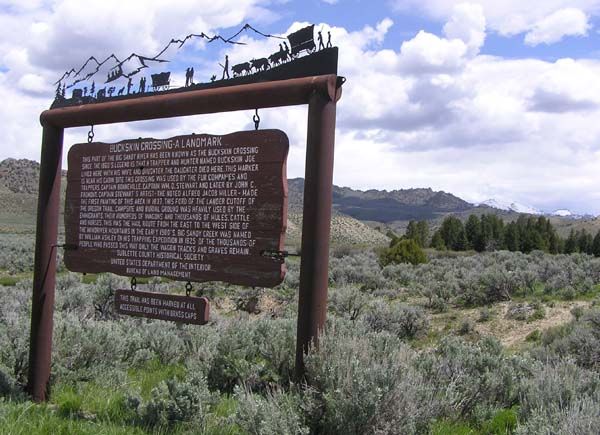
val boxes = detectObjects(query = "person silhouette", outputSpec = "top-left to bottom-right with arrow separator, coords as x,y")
139,76 -> 146,93
91,81 -> 95,96
317,31 -> 324,50
326,31 -> 332,48
222,55 -> 230,80
127,77 -> 132,94
190,67 -> 194,85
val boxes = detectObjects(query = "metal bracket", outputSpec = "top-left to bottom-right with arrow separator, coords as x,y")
260,249 -> 301,263
51,243 -> 78,250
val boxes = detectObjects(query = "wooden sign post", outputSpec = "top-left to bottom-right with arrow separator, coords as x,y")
29,75 -> 342,402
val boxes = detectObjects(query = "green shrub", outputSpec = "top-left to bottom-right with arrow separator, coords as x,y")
481,407 -> 518,434
328,286 -> 368,320
207,318 -> 296,393
305,319 -> 411,434
417,337 -> 527,418
0,277 -> 18,287
530,302 -> 546,321
233,387 -> 310,435
136,373 -> 214,429
457,320 -> 474,336
571,306 -> 585,320
430,420 -> 474,435
526,330 -> 542,342
380,239 -> 427,266
516,393 -> 600,435
518,360 -> 600,420
370,365 -> 447,434
478,307 -> 493,322
364,300 -> 429,339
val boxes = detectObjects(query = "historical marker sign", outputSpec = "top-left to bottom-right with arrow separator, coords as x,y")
115,289 -> 209,325
65,129 -> 289,287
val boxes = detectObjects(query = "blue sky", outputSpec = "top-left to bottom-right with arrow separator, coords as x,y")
0,0 -> 599,215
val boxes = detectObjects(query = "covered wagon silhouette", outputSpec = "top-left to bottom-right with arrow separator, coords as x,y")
287,25 -> 316,58
151,72 -> 171,91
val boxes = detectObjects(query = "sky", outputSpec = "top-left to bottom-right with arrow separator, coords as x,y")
1,0 -> 600,215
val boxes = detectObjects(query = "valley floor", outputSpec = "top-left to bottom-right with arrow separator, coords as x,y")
0,233 -> 599,434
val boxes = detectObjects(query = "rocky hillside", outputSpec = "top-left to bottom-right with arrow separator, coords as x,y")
286,212 -> 389,249
0,158 -> 44,195
289,177 -> 472,221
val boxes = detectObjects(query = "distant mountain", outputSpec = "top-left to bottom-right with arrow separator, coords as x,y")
478,199 -> 542,215
0,158 -> 595,240
552,209 -> 574,217
288,178 -> 472,222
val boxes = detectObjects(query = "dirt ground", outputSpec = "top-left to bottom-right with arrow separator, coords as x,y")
431,300 -> 590,348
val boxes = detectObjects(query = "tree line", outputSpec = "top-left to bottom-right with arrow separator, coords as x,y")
398,214 -> 600,257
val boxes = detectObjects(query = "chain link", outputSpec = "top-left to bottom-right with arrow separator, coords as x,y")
87,125 -> 95,143
185,281 -> 192,297
252,109 -> 260,130
131,276 -> 137,291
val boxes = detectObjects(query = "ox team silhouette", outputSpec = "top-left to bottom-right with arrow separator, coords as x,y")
53,24 -> 334,108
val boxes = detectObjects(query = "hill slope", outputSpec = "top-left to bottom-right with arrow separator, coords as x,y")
0,159 -> 389,246
2,158 -> 596,241
288,178 -> 471,221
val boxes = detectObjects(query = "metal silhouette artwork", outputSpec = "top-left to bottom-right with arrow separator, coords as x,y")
51,23 -> 337,108
221,55 -> 230,79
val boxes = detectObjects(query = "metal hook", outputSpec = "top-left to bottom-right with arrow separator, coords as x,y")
253,109 -> 260,130
87,125 -> 95,143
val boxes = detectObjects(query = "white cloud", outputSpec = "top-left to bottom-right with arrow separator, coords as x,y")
17,73 -> 47,95
392,0 -> 600,42
0,0 -> 276,163
524,8 -> 590,45
527,58 -> 600,112
399,31 -> 468,74
330,14 -> 600,214
1,4 -> 600,214
442,3 -> 486,54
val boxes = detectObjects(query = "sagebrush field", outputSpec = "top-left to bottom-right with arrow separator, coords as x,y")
0,231 -> 599,434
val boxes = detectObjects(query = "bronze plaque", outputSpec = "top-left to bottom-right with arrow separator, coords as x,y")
115,289 -> 209,324
65,130 -> 288,287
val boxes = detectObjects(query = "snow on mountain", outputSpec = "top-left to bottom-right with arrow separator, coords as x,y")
478,201 -> 593,219
509,202 -> 542,215
478,199 -> 542,215
479,199 -> 506,210
551,209 -> 573,217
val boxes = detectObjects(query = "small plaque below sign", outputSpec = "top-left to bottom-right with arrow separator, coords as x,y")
115,289 -> 209,325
